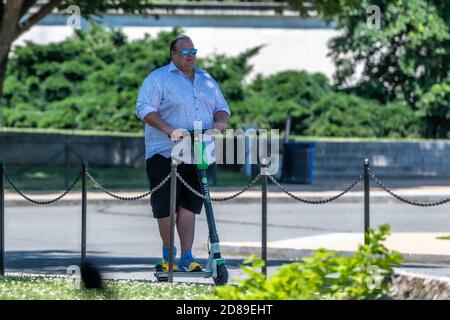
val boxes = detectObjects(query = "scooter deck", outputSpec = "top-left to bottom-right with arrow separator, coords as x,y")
154,271 -> 213,279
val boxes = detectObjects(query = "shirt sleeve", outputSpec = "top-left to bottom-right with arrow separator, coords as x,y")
212,79 -> 231,117
136,73 -> 163,121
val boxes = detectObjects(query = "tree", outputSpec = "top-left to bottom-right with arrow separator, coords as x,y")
328,0 -> 449,107
0,0 -> 365,101
0,0 -> 154,99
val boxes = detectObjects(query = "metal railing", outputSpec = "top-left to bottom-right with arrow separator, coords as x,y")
2,158 -> 450,278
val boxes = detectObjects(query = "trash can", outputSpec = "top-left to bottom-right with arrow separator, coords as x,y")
282,142 -> 315,184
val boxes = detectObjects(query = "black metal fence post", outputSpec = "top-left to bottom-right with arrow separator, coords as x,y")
64,144 -> 69,190
260,157 -> 269,278
168,159 -> 178,283
81,161 -> 88,265
0,161 -> 5,276
364,158 -> 370,245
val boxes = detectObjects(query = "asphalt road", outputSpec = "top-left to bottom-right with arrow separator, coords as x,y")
3,201 -> 450,281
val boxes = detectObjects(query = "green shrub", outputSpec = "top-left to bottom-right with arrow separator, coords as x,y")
41,74 -> 72,101
2,23 -> 434,139
416,75 -> 450,138
305,93 -> 420,138
377,101 -> 421,138
211,224 -> 403,300
306,93 -> 380,137
229,71 -> 332,133
2,24 -> 258,133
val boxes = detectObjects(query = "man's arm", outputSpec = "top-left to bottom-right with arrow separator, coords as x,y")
143,111 -> 173,136
213,110 -> 229,132
143,112 -> 184,141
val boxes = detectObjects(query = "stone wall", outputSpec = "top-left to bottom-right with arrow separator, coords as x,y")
2,132 -> 450,182
390,271 -> 450,300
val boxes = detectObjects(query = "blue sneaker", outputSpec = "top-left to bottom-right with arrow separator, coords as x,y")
155,247 -> 177,272
178,250 -> 202,272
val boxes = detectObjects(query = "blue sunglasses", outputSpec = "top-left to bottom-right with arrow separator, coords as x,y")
181,48 -> 197,56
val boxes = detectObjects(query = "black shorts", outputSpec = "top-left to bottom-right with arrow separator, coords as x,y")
146,154 -> 205,219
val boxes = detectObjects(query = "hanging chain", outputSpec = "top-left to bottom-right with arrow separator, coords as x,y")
368,168 -> 450,207
3,169 -> 82,205
268,173 -> 363,204
175,170 -> 261,201
86,171 -> 171,201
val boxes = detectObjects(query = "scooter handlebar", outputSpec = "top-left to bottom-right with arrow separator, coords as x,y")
167,128 -> 217,141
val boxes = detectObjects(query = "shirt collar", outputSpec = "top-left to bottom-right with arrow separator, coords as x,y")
169,61 -> 201,74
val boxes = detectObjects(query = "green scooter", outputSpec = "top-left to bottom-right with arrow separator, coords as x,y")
154,130 -> 229,285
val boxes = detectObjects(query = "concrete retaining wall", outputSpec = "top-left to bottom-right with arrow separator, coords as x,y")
0,132 -> 145,167
313,141 -> 450,180
2,132 -> 450,181
390,271 -> 450,300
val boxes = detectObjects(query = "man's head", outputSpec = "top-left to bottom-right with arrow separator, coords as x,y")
170,35 -> 196,72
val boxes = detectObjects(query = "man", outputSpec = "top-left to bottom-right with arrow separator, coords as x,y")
136,35 -> 230,272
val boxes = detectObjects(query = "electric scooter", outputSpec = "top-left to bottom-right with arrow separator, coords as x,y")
154,130 -> 229,285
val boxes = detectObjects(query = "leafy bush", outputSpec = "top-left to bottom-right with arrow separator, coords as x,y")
230,71 -> 332,134
211,224 -> 403,300
201,46 -> 262,102
416,75 -> 450,138
305,93 -> 420,138
2,24 -> 258,133
377,101 -> 421,138
306,93 -> 379,137
1,22 -> 437,139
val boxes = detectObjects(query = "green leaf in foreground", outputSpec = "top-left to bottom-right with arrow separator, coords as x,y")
209,224 -> 403,300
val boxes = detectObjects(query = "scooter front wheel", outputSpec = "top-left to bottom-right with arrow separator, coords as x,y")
214,264 -> 229,286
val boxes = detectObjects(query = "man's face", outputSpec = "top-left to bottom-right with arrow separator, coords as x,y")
171,39 -> 196,71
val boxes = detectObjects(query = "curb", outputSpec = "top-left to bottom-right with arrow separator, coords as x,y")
219,245 -> 450,265
4,192 -> 450,206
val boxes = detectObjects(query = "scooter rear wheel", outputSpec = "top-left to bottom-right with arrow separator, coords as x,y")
213,264 -> 229,286
155,274 -> 168,282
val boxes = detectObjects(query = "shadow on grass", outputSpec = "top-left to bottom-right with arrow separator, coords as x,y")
5,250 -> 292,275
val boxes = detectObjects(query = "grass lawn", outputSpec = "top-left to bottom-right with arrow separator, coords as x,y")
4,126 -> 448,142
436,235 -> 450,240
0,276 -> 214,300
3,165 -> 253,192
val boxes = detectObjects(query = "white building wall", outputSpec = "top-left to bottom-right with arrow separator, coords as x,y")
14,20 -> 340,81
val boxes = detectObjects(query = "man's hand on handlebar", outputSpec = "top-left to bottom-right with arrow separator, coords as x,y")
169,128 -> 185,142
213,121 -> 227,133
168,127 -> 223,142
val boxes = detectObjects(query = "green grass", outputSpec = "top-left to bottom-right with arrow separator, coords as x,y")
3,126 -> 449,142
436,235 -> 450,241
0,127 -> 143,137
0,276 -> 214,300
3,165 -> 252,192
290,135 -> 449,143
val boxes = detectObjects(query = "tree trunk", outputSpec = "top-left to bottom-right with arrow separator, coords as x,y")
0,46 -> 10,102
0,0 -> 62,102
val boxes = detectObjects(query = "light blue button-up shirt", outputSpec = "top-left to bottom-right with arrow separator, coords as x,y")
136,61 -> 231,162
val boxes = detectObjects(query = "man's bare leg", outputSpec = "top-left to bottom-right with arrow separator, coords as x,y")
157,216 -> 176,249
176,206 -> 196,256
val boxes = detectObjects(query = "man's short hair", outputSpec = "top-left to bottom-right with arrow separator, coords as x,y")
169,35 -> 192,58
